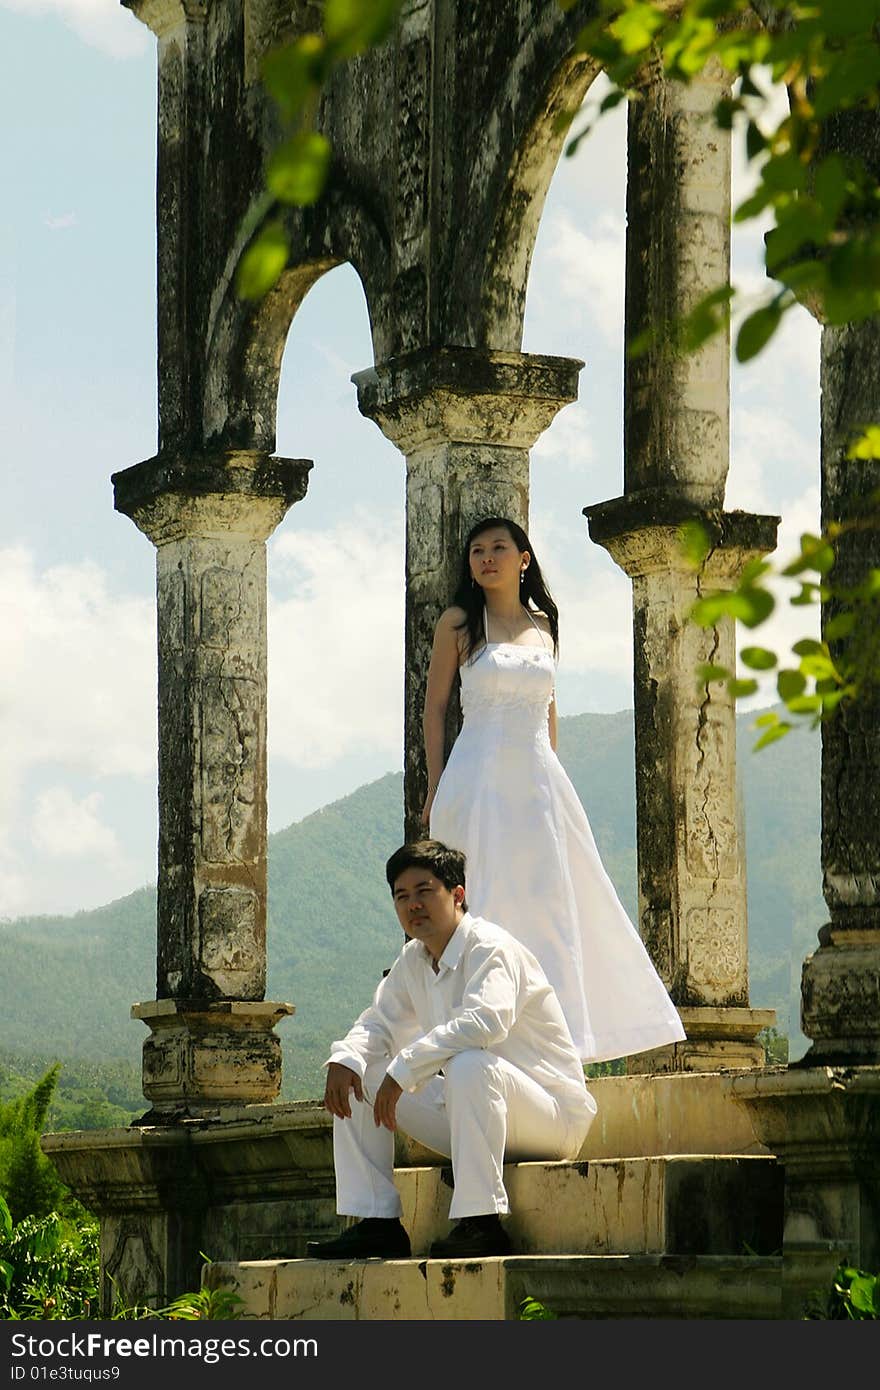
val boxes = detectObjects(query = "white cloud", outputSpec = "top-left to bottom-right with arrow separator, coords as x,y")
31,787 -> 119,857
532,400 -> 596,474
45,212 -> 78,231
539,210 -> 625,347
0,547 -> 156,916
528,515 -> 632,684
1,0 -> 148,59
0,547 -> 156,791
268,516 -> 405,769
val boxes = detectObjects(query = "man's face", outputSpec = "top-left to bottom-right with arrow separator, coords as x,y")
391,866 -> 464,957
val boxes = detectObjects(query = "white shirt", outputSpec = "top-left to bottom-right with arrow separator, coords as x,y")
326,912 -> 591,1119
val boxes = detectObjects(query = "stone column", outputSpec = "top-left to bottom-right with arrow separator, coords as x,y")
586,63 -> 778,1070
112,451 -> 311,1115
799,318 -> 880,1064
587,501 -> 778,1071
353,347 -> 582,839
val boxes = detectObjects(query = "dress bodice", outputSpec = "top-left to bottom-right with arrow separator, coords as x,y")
459,643 -> 555,729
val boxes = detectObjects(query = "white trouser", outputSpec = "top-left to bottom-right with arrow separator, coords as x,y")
333,1051 -> 595,1220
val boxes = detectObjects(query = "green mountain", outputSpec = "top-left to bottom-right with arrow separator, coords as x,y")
0,709 -> 824,1105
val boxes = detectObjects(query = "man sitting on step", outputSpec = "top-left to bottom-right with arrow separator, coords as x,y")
307,839 -> 597,1261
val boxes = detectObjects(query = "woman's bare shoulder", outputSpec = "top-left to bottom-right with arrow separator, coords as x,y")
436,605 -> 467,633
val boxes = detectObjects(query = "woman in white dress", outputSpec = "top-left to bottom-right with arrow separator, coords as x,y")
422,516 -> 685,1063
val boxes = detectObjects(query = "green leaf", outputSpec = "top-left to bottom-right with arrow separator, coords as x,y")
324,0 -> 402,57
236,221 -> 290,300
740,645 -> 777,671
0,1195 -> 12,1242
753,711 -> 779,729
678,285 -> 734,352
0,1259 -> 13,1295
610,5 -> 665,56
847,424 -> 880,460
753,721 -> 793,751
790,582 -> 819,606
813,47 -> 880,120
697,662 -> 731,684
740,557 -> 771,585
786,693 -> 824,714
679,520 -> 712,569
267,132 -> 332,206
777,668 -> 807,702
762,151 -> 807,194
261,36 -> 328,120
734,186 -> 773,223
800,653 -> 837,681
727,677 -> 759,697
736,302 -> 783,362
814,155 -> 850,229
848,1275 -> 878,1315
736,586 -> 776,628
825,611 -> 857,640
792,639 -> 825,657
782,534 -> 836,577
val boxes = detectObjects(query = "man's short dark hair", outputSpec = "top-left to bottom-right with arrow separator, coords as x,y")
385,840 -> 467,898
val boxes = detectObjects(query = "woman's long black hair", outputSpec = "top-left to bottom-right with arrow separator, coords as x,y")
451,516 -> 559,662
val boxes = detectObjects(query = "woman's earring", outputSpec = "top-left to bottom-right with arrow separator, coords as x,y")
520,568 -> 526,584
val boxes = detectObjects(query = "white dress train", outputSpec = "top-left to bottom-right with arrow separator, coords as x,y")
429,621 -> 686,1062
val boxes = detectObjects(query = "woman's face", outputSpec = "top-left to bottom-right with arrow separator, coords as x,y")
468,526 -> 529,591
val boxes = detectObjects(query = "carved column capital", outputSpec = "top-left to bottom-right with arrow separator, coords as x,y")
112,450 -> 312,545
585,492 -> 780,581
353,347 -> 583,455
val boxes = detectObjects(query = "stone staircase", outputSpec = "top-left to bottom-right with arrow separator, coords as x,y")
204,1074 -> 786,1319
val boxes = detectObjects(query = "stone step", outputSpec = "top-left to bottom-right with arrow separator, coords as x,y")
204,1252 -> 783,1320
283,1154 -> 781,1261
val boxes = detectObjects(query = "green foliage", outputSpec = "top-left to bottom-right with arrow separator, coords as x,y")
573,1 -> 880,339
0,1068 -> 69,1224
518,1294 -> 558,1320
110,1277 -> 245,1322
758,1027 -> 789,1065
682,518 -> 880,746
804,1262 -> 880,1319
0,1197 -> 98,1321
579,4 -> 880,726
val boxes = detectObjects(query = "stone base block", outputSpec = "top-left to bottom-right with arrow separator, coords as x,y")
628,1007 -> 776,1075
205,1253 -> 783,1320
728,1063 -> 880,1284
395,1156 -> 781,1259
800,939 -> 880,1063
132,998 -> 294,1111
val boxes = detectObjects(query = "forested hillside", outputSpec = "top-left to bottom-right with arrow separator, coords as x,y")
0,709 -> 823,1108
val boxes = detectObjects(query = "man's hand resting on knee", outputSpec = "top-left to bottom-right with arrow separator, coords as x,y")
323,1062 -> 364,1119
373,1074 -> 403,1131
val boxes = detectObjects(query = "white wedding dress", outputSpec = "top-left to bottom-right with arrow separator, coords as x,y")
429,619 -> 686,1062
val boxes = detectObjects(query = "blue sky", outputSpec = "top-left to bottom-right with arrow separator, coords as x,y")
1,1 -> 821,917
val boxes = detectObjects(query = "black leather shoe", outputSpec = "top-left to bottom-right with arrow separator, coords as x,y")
429,1214 -> 511,1259
305,1217 -> 411,1260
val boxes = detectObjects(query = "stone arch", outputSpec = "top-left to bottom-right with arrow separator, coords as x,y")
479,53 -> 605,350
200,191 -> 390,454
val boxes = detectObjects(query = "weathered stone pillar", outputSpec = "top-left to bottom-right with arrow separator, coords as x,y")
586,62 -> 778,1070
112,451 -> 311,1114
587,502 -> 777,1071
353,347 -> 582,838
800,319 -> 880,1063
732,320 -> 880,1312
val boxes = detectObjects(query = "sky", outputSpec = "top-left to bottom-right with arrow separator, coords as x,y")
0,0 -> 822,919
